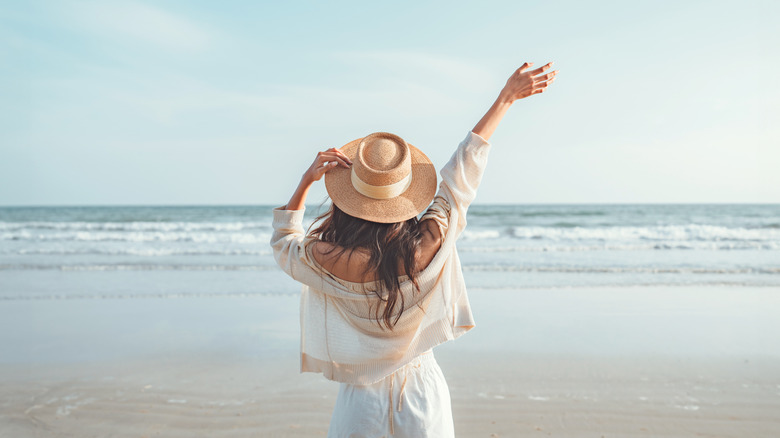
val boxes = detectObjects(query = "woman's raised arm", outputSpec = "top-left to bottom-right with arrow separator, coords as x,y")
472,61 -> 558,141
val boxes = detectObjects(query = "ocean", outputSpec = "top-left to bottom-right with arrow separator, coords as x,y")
1,204 -> 778,301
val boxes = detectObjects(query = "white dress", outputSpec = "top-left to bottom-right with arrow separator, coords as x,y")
327,349 -> 454,438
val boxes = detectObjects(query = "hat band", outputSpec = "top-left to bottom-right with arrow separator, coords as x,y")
350,168 -> 412,200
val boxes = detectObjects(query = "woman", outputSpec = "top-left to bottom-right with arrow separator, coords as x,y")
271,61 -> 557,437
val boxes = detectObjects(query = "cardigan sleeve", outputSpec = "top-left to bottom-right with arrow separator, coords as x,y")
420,130 -> 492,240
269,206 -> 326,288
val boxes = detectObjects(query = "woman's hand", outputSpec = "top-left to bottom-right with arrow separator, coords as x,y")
283,147 -> 352,211
472,61 -> 558,141
302,147 -> 353,184
498,61 -> 558,103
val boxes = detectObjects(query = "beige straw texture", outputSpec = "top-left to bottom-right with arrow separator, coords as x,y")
325,132 -> 437,223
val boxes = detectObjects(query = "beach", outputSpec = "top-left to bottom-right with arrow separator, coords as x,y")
2,286 -> 779,437
1,204 -> 779,436
5,0 -> 780,433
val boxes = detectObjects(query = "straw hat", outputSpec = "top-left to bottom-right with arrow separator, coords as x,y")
324,132 -> 437,223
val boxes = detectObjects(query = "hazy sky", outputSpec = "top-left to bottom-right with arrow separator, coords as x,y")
1,0 -> 778,206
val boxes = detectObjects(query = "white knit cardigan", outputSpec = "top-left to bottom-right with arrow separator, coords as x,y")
270,130 -> 492,385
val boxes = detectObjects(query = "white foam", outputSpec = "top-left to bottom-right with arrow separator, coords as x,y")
0,221 -> 270,232
459,241 -> 780,252
511,224 -> 780,243
462,265 -> 778,275
8,248 -> 272,256
1,230 -> 272,243
461,229 -> 501,240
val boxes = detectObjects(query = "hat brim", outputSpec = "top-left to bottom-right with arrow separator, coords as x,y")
324,137 -> 437,224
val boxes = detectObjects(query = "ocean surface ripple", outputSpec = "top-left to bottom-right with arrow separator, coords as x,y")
1,204 -> 778,298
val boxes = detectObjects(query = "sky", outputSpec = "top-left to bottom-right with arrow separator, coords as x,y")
1,0 -> 778,206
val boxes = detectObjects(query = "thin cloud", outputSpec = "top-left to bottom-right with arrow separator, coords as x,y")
67,0 -> 215,51
329,49 -> 498,94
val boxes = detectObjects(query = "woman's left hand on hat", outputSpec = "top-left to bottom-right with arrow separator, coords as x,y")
303,147 -> 353,184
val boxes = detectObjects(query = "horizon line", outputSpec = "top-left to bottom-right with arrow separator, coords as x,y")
1,201 -> 778,208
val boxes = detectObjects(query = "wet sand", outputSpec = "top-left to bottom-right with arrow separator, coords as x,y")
3,353 -> 779,437
2,286 -> 779,437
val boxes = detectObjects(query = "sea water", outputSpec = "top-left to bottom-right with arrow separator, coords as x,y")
1,204 -> 778,300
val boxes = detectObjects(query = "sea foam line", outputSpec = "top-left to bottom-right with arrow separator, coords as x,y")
0,231 -> 272,243
464,224 -> 780,242
0,264 -> 278,271
4,248 -> 272,256
0,221 -> 271,232
1,264 -> 777,274
463,265 -> 780,275
3,224 -> 778,244
458,242 -> 780,251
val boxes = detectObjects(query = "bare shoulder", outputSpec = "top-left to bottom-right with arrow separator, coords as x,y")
417,219 -> 442,271
310,240 -> 373,283
309,220 -> 442,282
310,240 -> 337,266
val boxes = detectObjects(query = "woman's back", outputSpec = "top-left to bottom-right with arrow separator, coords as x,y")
272,127 -> 496,382
310,219 -> 442,284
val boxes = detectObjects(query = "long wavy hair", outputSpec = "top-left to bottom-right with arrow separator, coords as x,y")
307,203 -> 423,331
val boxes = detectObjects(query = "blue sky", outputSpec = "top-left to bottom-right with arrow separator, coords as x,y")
1,0 -> 778,206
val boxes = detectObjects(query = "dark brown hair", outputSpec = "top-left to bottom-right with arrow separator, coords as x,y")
307,203 -> 423,331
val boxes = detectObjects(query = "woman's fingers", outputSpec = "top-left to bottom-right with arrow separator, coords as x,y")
528,62 -> 553,76
325,148 -> 352,165
517,62 -> 533,73
310,146 -> 352,183
317,161 -> 339,171
305,147 -> 351,182
533,70 -> 558,83
532,80 -> 554,93
534,78 -> 555,89
312,161 -> 338,179
327,152 -> 352,168
317,151 -> 351,168
336,149 -> 352,165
